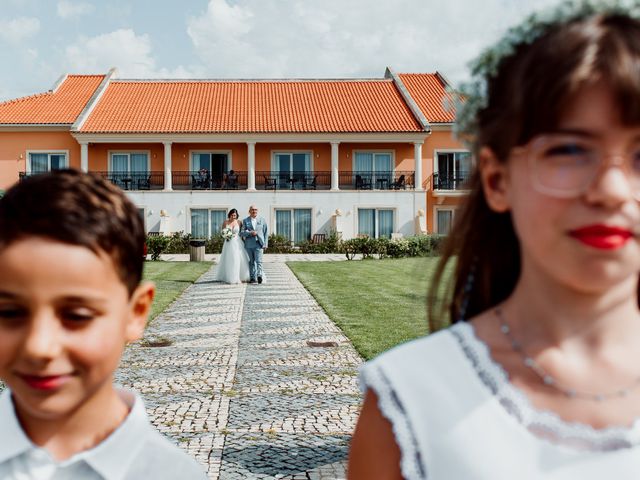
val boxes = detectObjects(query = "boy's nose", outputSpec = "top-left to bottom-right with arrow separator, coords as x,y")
22,315 -> 63,362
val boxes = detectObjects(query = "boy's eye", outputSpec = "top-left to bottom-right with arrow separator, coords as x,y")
61,309 -> 96,324
0,307 -> 27,325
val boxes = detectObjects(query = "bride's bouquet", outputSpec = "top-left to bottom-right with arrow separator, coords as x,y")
221,227 -> 233,242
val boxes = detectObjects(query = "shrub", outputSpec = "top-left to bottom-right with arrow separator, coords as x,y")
161,231 -> 191,254
206,234 -> 225,253
386,238 -> 411,258
146,235 -> 169,260
265,234 -> 295,253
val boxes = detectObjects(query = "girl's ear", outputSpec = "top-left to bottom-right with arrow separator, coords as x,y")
479,147 -> 511,213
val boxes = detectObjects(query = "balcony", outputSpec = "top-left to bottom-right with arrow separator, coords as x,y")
19,170 -> 418,192
338,171 -> 415,190
432,171 -> 471,192
95,171 -> 165,190
172,171 -> 248,190
257,171 -> 330,190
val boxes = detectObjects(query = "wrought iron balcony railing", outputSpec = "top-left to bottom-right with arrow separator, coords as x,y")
172,171 -> 248,190
432,171 -> 472,191
256,171 -> 331,190
19,170 -> 419,192
95,171 -> 165,190
338,171 -> 415,190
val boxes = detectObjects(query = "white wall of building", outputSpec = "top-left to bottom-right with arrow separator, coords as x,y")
128,190 -> 427,239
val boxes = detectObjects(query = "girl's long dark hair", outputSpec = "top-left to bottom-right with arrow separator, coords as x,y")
228,208 -> 239,219
428,13 -> 640,331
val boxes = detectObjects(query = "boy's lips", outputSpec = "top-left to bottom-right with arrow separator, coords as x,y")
17,373 -> 72,391
569,225 -> 634,250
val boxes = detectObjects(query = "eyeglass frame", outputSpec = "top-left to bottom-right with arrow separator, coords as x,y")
510,133 -> 640,200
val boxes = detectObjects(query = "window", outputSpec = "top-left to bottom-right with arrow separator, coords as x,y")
354,152 -> 393,188
436,209 -> 455,235
357,209 -> 394,238
110,152 -> 149,173
275,209 -> 312,244
435,151 -> 472,189
110,152 -> 149,189
192,152 -> 229,186
190,209 -> 227,239
273,152 -> 311,188
28,152 -> 67,173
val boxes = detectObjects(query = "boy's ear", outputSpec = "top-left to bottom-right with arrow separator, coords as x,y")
125,281 -> 155,343
479,147 -> 511,213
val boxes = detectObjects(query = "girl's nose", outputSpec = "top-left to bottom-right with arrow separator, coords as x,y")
584,162 -> 634,206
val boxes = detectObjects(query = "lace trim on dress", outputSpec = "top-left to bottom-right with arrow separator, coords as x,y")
360,365 -> 428,480
450,322 -> 640,452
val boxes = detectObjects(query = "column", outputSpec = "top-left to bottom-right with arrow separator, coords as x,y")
247,142 -> 256,191
414,142 -> 424,191
330,142 -> 340,191
80,142 -> 88,172
163,141 -> 172,191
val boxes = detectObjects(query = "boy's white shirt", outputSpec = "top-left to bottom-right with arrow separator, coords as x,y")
0,388 -> 206,480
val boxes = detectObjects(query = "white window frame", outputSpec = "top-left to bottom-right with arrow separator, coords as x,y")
108,150 -> 151,172
26,150 -> 69,173
351,150 -> 395,173
137,207 -> 147,232
355,206 -> 396,238
434,207 -> 457,235
270,150 -> 314,172
272,205 -> 315,243
433,149 -> 473,181
189,150 -> 233,172
188,206 -> 231,237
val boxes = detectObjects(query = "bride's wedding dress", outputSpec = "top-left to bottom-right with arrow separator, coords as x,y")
214,224 -> 250,284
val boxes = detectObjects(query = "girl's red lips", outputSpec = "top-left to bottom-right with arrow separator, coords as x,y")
569,225 -> 634,250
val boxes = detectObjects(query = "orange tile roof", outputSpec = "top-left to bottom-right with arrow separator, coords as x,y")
398,73 -> 456,124
79,80 -> 423,133
0,75 -> 104,125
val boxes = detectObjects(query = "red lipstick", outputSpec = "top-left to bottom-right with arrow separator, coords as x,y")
19,374 -> 69,391
569,225 -> 633,250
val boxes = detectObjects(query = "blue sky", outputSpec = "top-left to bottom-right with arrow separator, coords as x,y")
0,0 -> 564,101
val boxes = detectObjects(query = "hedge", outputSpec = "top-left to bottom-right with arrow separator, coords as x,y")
145,231 -> 446,260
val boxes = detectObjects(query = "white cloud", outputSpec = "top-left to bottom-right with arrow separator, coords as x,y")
0,16 -> 40,43
57,0 -> 95,19
64,28 -> 200,78
186,0 -> 565,86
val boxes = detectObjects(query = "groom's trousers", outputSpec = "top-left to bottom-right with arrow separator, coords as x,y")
246,247 -> 264,280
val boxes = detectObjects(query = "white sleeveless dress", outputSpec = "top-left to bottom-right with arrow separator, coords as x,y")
213,224 -> 250,284
359,322 -> 640,479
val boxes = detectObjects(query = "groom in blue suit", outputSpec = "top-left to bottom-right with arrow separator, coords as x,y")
240,205 -> 268,284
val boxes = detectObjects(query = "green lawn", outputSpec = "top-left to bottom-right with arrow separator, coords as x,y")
288,258 -> 451,360
143,261 -> 212,321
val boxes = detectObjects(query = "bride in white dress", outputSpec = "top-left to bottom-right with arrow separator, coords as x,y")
214,209 -> 250,284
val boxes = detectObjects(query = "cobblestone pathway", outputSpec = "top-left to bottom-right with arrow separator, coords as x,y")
115,262 -> 363,479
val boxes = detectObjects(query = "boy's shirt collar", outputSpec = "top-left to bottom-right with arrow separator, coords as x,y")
0,388 -> 150,480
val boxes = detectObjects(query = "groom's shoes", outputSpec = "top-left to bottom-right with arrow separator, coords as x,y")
250,278 -> 257,284
258,276 -> 263,284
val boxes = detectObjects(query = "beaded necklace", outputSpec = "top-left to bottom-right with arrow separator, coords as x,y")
495,307 -> 640,401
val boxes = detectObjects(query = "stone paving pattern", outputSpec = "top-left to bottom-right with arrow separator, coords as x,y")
115,261 -> 363,479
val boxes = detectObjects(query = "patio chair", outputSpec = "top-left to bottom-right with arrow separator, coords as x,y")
137,175 -> 152,190
355,174 -> 372,190
390,174 -> 406,190
302,175 -> 318,190
264,175 -> 277,190
225,172 -> 239,189
312,233 -> 326,244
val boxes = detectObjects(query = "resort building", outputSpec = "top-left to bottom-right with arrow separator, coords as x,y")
0,67 -> 469,240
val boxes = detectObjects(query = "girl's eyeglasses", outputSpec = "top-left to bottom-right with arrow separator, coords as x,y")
513,134 -> 640,200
